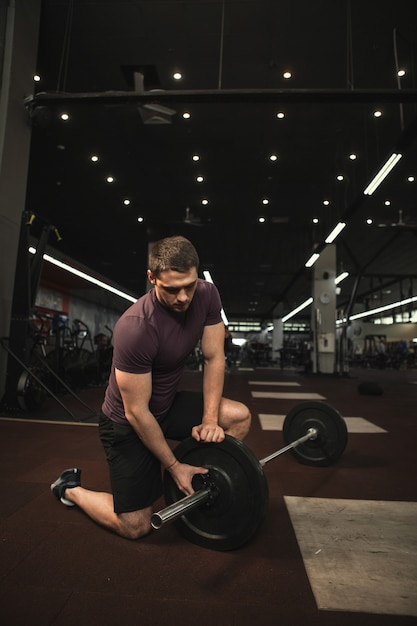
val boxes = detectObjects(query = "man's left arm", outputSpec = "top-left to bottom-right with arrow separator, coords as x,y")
192,321 -> 226,443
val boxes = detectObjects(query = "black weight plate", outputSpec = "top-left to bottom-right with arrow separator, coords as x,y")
282,401 -> 348,467
163,435 -> 269,551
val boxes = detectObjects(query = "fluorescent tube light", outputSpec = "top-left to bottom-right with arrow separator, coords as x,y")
325,222 -> 346,244
282,297 -> 313,322
203,270 -> 229,326
335,271 -> 349,284
29,247 -> 137,303
305,252 -> 320,268
349,295 -> 417,321
363,153 -> 402,195
280,274 -> 349,323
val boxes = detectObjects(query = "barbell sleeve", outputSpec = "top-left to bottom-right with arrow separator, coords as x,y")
259,428 -> 318,467
151,485 -> 212,530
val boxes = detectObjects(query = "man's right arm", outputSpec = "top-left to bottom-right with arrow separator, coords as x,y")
115,368 -> 207,495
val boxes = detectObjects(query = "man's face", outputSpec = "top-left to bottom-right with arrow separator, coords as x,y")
147,267 -> 198,314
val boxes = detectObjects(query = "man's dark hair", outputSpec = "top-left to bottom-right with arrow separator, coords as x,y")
148,236 -> 199,277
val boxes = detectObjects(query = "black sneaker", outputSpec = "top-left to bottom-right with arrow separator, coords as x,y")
50,468 -> 82,506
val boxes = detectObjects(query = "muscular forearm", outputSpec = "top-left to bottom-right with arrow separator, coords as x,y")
127,408 -> 208,496
126,409 -> 177,470
202,353 -> 225,423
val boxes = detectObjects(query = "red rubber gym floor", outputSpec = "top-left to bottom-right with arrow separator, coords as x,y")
1,366 -> 416,625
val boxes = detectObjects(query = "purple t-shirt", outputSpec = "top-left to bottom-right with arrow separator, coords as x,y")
102,279 -> 222,424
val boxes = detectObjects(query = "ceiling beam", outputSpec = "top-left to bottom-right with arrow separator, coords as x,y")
26,88 -> 417,108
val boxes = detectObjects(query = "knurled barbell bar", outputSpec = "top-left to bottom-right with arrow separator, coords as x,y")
151,400 -> 348,551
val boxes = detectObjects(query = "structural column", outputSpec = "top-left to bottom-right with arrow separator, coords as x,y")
0,0 -> 42,399
311,245 -> 337,374
272,318 -> 283,363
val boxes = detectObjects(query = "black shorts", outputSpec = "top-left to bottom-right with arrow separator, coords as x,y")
98,391 -> 204,514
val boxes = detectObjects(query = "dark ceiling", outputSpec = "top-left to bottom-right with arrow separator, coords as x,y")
25,0 -> 417,323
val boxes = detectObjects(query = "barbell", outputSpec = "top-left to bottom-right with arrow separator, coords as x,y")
151,401 -> 348,551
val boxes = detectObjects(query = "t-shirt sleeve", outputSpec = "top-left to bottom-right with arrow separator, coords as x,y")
204,282 -> 223,326
112,315 -> 157,374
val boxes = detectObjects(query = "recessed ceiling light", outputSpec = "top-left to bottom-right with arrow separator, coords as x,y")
90,155 -> 99,162
373,110 -> 382,118
385,200 -> 391,206
349,153 -> 357,160
33,74 -> 41,82
258,216 -> 266,223
312,217 -> 319,224
123,199 -> 130,205
182,111 -> 191,119
366,218 -> 373,224
323,200 -> 330,206
192,154 -> 200,161
336,175 -> 344,181
262,198 -> 269,205
172,72 -> 182,80
283,71 -> 292,79
397,69 -> 406,77
196,176 -> 204,183
106,176 -> 114,183
276,112 -> 285,119
60,112 -> 70,121
137,216 -> 144,223
201,198 -> 209,205
269,154 -> 278,161
407,176 -> 415,182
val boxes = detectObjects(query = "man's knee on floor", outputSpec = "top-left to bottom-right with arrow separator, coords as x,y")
121,525 -> 151,540
118,511 -> 152,540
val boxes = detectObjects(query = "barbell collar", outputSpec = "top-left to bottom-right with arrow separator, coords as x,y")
259,428 -> 318,467
151,485 -> 212,530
